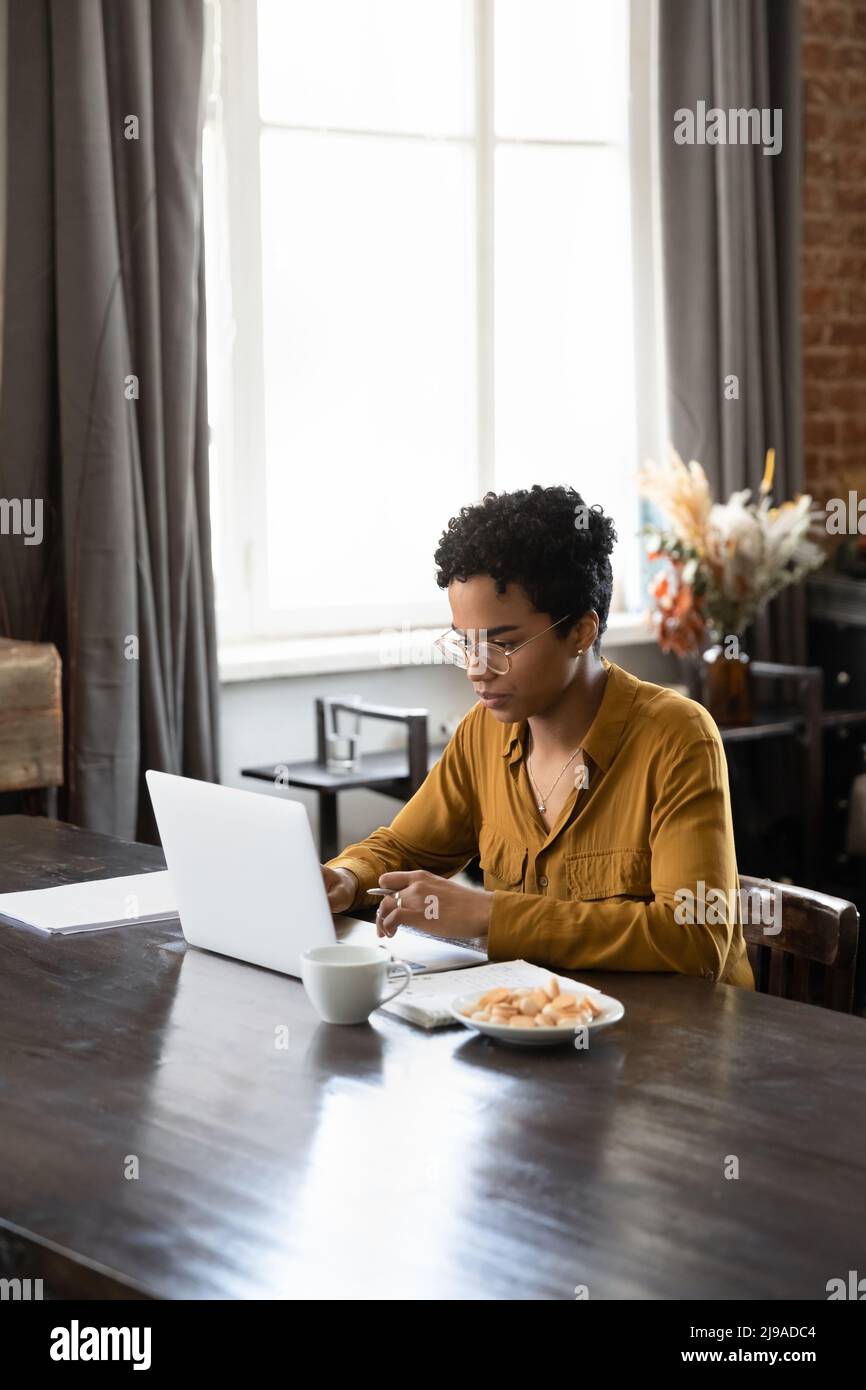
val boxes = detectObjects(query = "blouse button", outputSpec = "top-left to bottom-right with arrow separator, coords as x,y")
538,875 -> 549,889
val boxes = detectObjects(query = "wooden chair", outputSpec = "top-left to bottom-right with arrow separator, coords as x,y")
739,874 -> 861,1014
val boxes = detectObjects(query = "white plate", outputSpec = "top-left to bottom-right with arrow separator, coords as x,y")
449,982 -> 625,1047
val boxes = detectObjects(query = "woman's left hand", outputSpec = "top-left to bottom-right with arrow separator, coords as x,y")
375,870 -> 494,940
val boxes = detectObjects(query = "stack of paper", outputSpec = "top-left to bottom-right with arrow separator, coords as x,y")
0,872 -> 178,935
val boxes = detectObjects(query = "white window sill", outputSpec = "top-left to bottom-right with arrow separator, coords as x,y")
218,612 -> 656,684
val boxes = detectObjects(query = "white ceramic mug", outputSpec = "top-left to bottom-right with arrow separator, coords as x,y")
301,943 -> 413,1024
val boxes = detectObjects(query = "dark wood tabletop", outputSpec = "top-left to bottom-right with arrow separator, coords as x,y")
1,813 -> 865,1301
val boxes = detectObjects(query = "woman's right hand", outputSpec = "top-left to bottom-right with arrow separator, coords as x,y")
321,865 -> 359,914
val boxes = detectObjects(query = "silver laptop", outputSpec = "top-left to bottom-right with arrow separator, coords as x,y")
145,771 -> 486,977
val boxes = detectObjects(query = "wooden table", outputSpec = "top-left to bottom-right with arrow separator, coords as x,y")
1,814 -> 865,1300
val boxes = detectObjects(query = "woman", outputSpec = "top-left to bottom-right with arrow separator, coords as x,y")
321,484 -> 754,988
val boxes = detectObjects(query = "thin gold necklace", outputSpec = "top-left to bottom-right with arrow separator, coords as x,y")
526,733 -> 583,813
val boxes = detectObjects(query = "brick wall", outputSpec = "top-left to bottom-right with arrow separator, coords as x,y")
802,0 -> 866,506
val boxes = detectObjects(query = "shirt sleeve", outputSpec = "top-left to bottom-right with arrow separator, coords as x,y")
323,710 -> 479,910
487,732 -> 740,979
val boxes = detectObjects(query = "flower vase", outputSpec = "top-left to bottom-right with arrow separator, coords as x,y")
701,636 -> 753,726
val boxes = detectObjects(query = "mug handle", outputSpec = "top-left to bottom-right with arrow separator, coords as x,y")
376,958 -> 413,1008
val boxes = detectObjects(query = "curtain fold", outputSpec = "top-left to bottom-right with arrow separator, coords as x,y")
657,0 -> 805,662
0,0 -> 219,839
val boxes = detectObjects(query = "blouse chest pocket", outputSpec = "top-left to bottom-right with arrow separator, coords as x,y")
477,823 -> 527,892
565,848 -> 653,902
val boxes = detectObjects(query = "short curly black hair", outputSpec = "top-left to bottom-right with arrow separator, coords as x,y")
434,485 -> 617,654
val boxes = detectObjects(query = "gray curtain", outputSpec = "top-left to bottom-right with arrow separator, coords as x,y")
0,0 -> 219,838
657,0 -> 805,662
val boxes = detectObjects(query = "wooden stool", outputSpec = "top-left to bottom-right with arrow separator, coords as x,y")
0,637 -> 63,816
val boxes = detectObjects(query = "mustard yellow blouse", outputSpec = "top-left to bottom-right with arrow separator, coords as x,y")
326,658 -> 755,988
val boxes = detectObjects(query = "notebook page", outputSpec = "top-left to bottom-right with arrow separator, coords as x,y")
380,959 -> 564,1026
0,871 -> 177,933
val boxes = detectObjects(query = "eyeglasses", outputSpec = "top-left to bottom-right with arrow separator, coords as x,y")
434,615 -> 573,676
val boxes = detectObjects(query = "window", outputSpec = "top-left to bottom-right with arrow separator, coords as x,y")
205,0 -> 650,643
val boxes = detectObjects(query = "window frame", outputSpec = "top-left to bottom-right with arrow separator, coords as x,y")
206,0 -> 657,644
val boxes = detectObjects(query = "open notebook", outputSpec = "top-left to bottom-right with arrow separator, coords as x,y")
0,872 -> 178,935
379,959 -> 581,1030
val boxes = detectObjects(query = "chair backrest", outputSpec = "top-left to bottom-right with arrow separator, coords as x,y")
315,697 -> 430,791
739,874 -> 860,1013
